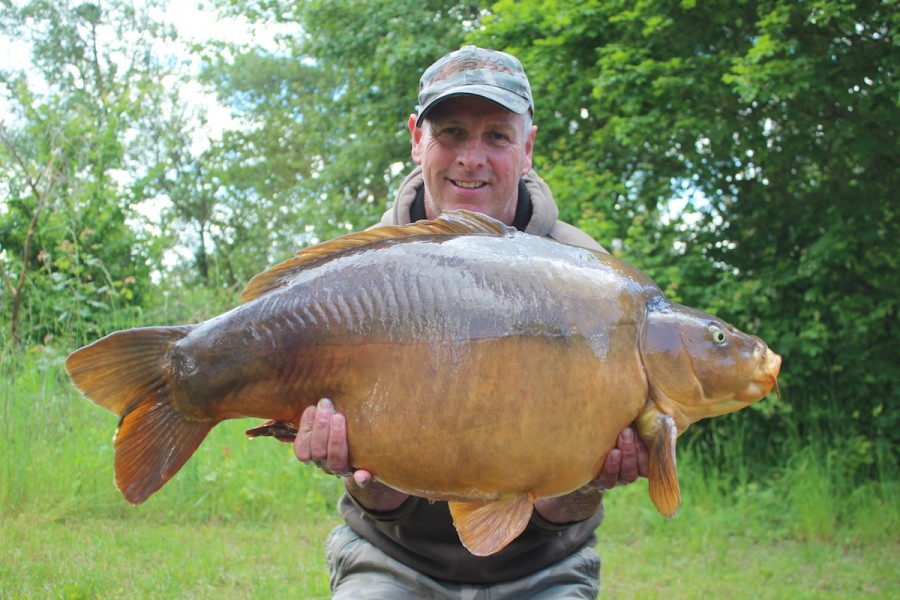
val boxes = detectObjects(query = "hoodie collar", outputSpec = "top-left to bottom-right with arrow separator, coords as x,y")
383,166 -> 560,236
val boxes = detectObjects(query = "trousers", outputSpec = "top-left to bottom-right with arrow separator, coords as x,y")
325,524 -> 601,600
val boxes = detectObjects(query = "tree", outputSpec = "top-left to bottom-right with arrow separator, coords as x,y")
0,0 -> 192,345
0,123 -> 59,342
192,0 -> 897,481
195,0 -> 488,283
478,0 -> 899,479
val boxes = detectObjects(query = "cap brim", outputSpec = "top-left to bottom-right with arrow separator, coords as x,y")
418,86 -> 532,122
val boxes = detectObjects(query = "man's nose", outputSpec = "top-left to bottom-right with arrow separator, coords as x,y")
457,136 -> 487,169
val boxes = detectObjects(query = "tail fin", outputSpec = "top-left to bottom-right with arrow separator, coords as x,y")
66,326 -> 215,504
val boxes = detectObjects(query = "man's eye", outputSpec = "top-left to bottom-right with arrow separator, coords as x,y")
436,128 -> 466,143
488,132 -> 510,144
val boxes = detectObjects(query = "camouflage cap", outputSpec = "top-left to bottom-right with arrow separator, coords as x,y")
417,46 -> 534,123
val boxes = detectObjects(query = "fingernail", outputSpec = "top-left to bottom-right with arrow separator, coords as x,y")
317,402 -> 333,424
622,428 -> 633,443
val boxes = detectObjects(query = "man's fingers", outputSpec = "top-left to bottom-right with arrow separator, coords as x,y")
294,399 -> 354,477
591,426 -> 650,491
293,404 -> 318,462
308,398 -> 335,464
326,413 -> 352,475
352,469 -> 373,488
593,448 -> 621,491
617,427 -> 639,485
635,432 -> 649,478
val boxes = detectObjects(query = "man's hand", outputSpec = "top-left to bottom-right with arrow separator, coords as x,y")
294,398 -> 408,512
294,398 -> 355,476
534,426 -> 649,524
295,400 -> 648,520
588,426 -> 649,492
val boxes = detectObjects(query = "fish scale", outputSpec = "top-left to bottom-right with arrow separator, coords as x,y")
65,210 -> 781,557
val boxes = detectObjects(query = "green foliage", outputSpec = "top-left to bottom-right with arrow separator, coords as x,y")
0,0 -> 191,346
478,0 -> 899,485
0,337 -> 343,523
191,0 -> 490,285
1,0 -> 896,514
1,326 -> 896,596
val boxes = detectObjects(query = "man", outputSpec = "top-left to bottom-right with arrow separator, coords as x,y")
295,46 -> 648,598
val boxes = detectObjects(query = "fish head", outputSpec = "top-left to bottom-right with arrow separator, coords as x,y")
640,303 -> 782,431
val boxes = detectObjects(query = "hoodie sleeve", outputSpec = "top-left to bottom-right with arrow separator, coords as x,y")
522,170 -> 607,252
380,166 -> 423,226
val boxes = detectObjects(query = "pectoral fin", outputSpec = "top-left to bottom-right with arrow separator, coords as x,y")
448,493 -> 534,556
635,405 -> 680,518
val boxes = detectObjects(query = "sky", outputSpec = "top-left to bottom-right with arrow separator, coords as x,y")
0,1 -> 294,268
0,1 -> 290,140
156,1 -> 294,145
0,1 -> 303,276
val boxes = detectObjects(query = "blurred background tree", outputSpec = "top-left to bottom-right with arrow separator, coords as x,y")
0,0 -> 193,343
473,0 -> 898,483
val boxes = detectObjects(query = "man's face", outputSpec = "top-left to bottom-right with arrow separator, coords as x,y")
410,96 -> 536,225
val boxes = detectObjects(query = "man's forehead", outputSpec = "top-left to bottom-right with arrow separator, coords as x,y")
425,96 -> 523,126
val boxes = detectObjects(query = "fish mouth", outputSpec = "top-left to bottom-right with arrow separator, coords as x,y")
747,348 -> 782,400
766,350 -> 782,399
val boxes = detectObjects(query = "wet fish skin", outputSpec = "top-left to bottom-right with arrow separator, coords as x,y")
169,229 -> 649,501
65,210 -> 781,556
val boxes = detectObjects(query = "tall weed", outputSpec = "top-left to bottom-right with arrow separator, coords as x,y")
3,294 -> 897,546
675,401 -> 898,545
1,299 -> 343,525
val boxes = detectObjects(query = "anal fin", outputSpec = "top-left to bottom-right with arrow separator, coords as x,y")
448,493 -> 534,556
245,419 -> 298,442
635,405 -> 680,518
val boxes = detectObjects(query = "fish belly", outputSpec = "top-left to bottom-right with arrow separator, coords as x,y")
324,334 -> 645,501
169,233 -> 651,501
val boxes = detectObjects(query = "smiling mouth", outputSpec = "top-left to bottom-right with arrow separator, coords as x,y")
451,179 -> 487,189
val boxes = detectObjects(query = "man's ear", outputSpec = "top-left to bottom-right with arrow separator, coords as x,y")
409,114 -> 424,164
522,124 -> 537,174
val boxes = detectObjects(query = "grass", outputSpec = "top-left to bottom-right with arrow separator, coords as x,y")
0,515 -> 340,598
2,487 -> 896,598
598,482 -> 897,597
2,343 -> 898,597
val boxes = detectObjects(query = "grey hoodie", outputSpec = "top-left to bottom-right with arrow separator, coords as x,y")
379,166 -> 605,252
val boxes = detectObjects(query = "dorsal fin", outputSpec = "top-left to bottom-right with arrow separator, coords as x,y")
239,210 -> 515,302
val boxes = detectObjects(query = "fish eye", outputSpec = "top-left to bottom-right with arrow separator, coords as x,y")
710,326 -> 728,346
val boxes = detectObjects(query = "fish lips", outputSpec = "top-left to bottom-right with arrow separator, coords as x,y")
744,348 -> 782,401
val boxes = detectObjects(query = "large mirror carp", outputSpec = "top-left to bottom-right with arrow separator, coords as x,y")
66,210 -> 781,556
